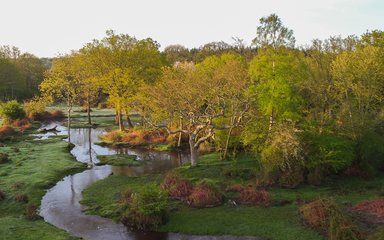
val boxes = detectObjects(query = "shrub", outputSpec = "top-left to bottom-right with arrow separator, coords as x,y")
0,189 -> 5,200
121,131 -> 145,145
101,131 -> 124,143
299,198 -> 362,240
260,124 -> 305,187
14,192 -> 28,202
24,204 -> 38,220
24,98 -> 47,118
188,179 -> 223,208
160,173 -> 193,200
305,134 -> 355,174
351,198 -> 384,222
0,153 -> 10,164
225,184 -> 245,193
238,188 -> 271,205
121,185 -> 168,230
355,131 -> 384,177
0,100 -> 26,124
0,125 -> 15,137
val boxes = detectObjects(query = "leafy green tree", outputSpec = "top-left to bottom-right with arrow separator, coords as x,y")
252,13 -> 295,49
145,54 -> 249,166
40,55 -> 81,142
331,44 -> 384,138
84,31 -> 164,130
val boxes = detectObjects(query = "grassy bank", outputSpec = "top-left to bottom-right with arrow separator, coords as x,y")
82,153 -> 384,239
0,128 -> 86,239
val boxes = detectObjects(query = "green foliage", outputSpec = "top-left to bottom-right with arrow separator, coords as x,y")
259,124 -> 305,187
121,184 -> 168,230
305,134 -> 355,173
0,100 -> 26,123
355,131 -> 384,177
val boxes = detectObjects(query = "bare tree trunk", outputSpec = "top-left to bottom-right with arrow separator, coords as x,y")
67,103 -> 72,143
177,116 -> 183,147
118,109 -> 124,131
115,109 -> 119,125
223,126 -> 233,160
125,109 -> 134,128
87,98 -> 91,125
189,135 -> 198,167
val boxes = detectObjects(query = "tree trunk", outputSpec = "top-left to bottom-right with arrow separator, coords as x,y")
118,109 -> 124,131
177,116 -> 183,147
125,109 -> 134,128
223,126 -> 233,160
87,99 -> 91,125
67,104 -> 72,143
189,135 -> 198,167
115,109 -> 119,125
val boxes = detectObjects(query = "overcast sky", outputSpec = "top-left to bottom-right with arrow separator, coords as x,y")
1,0 -> 383,57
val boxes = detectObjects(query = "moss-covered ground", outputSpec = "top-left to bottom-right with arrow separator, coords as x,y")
0,126 -> 86,240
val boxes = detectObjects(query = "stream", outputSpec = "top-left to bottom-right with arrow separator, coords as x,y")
38,122 -> 258,240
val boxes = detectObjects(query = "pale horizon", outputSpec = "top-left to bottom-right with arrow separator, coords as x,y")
1,0 -> 383,58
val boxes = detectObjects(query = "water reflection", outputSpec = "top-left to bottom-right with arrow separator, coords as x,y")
68,127 -> 190,175
39,122 -> 257,240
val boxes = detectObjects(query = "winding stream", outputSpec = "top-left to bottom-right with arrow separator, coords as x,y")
38,122 -> 258,240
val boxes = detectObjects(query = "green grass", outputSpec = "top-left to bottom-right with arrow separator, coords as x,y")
96,154 -> 142,166
0,127 -> 86,239
0,217 -> 78,240
81,152 -> 384,239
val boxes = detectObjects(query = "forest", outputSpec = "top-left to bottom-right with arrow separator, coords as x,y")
0,14 -> 384,240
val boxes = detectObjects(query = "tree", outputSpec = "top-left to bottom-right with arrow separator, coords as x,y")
252,13 -> 295,49
331,45 -> 384,138
145,54 -> 250,166
84,31 -> 164,130
40,55 -> 81,142
163,44 -> 191,65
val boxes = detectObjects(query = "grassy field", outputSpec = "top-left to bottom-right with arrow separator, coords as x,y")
81,153 -> 384,240
0,127 -> 86,240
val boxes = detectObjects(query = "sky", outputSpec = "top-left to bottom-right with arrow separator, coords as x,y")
1,0 -> 383,57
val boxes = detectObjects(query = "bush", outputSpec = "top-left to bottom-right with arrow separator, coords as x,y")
160,173 -> 193,200
0,153 -> 10,164
101,131 -> 124,143
299,198 -> 362,240
0,189 -> 5,200
121,131 -> 145,145
225,184 -> 245,193
355,131 -> 384,177
188,179 -> 223,208
351,198 -> 384,223
24,98 -> 47,118
0,100 -> 26,124
24,204 -> 38,220
121,185 -> 168,230
305,134 -> 355,174
260,124 -> 305,187
0,125 -> 15,137
14,192 -> 28,202
238,188 -> 271,205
